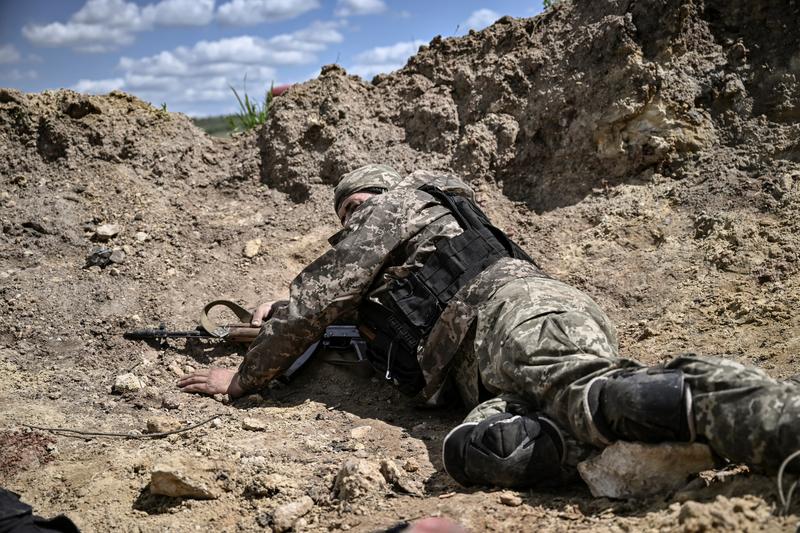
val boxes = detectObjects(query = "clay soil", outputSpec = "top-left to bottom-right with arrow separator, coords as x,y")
1,0 -> 800,531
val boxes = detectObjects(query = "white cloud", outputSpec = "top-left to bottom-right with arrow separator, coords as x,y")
350,39 -> 425,79
217,0 -> 320,25
354,40 -> 425,64
142,0 -> 214,26
335,0 -> 386,17
23,0 -> 215,52
0,44 -> 22,64
23,23 -> 140,53
72,77 -> 125,93
464,8 -> 499,31
72,20 -> 336,108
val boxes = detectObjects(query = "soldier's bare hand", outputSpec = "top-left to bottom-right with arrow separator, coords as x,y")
250,301 -> 276,326
177,368 -> 244,398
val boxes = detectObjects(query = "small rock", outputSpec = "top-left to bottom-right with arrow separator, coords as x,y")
94,223 -> 121,241
135,231 -> 149,242
333,458 -> 386,500
210,418 -> 223,428
499,492 -> 523,507
150,457 -> 218,499
246,473 -> 293,498
168,362 -> 184,377
380,458 -> 423,496
146,416 -> 182,434
109,249 -> 125,264
350,425 -> 372,439
161,394 -> 182,410
113,373 -> 144,394
379,459 -> 403,485
242,417 -> 267,431
243,238 -> 262,258
272,496 -> 314,532
403,458 -> 419,472
577,441 -> 715,499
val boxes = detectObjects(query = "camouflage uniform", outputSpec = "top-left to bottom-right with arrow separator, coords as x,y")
239,165 -> 800,472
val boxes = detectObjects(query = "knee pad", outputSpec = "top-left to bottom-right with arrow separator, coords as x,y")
589,368 -> 695,443
442,413 -> 565,488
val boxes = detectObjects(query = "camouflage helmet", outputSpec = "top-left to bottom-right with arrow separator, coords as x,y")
333,164 -> 402,212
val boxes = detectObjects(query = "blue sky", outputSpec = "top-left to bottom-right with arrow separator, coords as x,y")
0,0 -> 543,116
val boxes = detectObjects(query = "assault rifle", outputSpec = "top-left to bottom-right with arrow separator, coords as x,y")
123,300 -> 367,380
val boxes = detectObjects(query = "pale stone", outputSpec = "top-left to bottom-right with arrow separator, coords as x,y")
135,231 -> 149,242
95,223 -> 121,240
403,457 -> 419,472
242,417 -> 267,431
272,495 -> 314,532
109,249 -> 125,264
243,238 -> 262,258
350,425 -> 372,439
168,362 -> 184,377
379,458 -> 422,495
150,458 -> 218,499
499,492 -> 523,507
112,373 -> 143,394
333,458 -> 386,500
577,441 -> 715,499
145,416 -> 182,434
161,394 -> 182,410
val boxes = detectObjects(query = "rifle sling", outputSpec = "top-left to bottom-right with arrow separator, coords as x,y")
200,300 -> 254,338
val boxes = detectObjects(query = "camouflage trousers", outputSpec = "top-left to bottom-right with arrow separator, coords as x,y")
465,275 -> 800,471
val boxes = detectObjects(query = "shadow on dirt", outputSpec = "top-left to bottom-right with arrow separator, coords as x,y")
176,344 -> 791,518
137,338 -> 249,366
132,485 -> 183,515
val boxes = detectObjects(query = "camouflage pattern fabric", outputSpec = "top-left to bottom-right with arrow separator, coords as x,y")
241,164 -> 800,472
238,170 -> 467,390
665,354 -> 800,471
457,271 -> 800,470
332,164 -> 403,212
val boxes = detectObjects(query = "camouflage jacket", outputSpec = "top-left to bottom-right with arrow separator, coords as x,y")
237,172 -> 546,406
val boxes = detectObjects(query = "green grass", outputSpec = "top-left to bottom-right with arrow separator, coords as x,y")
190,77 -> 275,137
228,77 -> 274,132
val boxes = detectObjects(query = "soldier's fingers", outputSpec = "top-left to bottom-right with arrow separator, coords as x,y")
177,374 -> 208,387
180,383 -> 213,394
181,369 -> 210,380
251,302 -> 274,326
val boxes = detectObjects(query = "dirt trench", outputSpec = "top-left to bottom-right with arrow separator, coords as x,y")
1,0 -> 799,531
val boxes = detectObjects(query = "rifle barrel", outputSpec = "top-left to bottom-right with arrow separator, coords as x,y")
123,328 -> 213,340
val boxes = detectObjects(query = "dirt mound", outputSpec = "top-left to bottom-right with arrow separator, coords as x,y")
261,0 -> 799,210
1,0 -> 799,530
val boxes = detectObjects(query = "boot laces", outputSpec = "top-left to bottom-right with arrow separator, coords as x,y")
777,448 -> 800,516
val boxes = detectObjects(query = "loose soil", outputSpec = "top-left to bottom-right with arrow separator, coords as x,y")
1,0 -> 799,531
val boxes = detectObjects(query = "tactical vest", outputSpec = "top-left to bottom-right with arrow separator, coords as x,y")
359,185 -> 535,396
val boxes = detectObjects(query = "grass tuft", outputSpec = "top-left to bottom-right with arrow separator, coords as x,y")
228,75 -> 274,132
